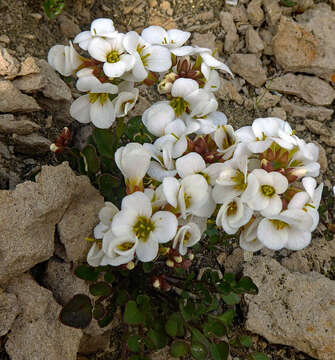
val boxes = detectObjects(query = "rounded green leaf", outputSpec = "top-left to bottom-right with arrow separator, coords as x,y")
98,173 -> 121,200
240,335 -> 253,347
128,335 -> 141,353
89,282 -> 112,297
190,327 -> 210,348
251,353 -> 269,360
81,144 -> 100,175
221,292 -> 241,305
165,313 -> 184,337
234,277 -> 259,295
93,302 -> 105,320
59,294 -> 92,329
145,328 -> 167,350
170,340 -> 189,357
74,265 -> 99,281
217,309 -> 235,328
190,342 -> 207,360
209,342 -> 229,360
124,300 -> 144,325
104,271 -> 116,283
93,128 -> 116,158
203,319 -> 226,337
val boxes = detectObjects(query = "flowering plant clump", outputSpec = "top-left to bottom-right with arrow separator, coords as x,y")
49,17 -> 323,360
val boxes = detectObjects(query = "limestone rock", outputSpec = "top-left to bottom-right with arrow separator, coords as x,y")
255,90 -> 281,110
17,56 -> 40,76
273,5 -> 335,80
0,80 -> 40,112
220,12 -> 239,53
259,29 -> 273,55
262,0 -> 282,27
280,97 -> 333,122
304,119 -> 329,136
0,114 -> 40,135
0,288 -> 19,336
268,107 -> 287,120
224,248 -> 244,273
0,162 -> 102,284
217,78 -> 244,105
192,32 -> 216,51
245,27 -> 264,54
229,54 -> 267,87
5,274 -> 82,360
247,0 -> 264,27
315,143 -> 328,172
0,47 -> 19,78
58,14 -> 81,38
229,5 -> 248,24
267,74 -> 335,106
244,256 -> 335,360
12,133 -> 51,154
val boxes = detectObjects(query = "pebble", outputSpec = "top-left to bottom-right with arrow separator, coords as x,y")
315,143 -> 328,171
12,133 -> 51,154
304,119 -> 330,136
263,0 -> 282,27
220,12 -> 239,53
247,0 -> 264,27
268,107 -> 287,120
245,27 -> 264,54
0,34 -> 10,44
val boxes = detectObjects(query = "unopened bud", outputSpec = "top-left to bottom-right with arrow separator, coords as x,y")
166,259 -> 174,268
188,253 -> 194,261
174,256 -> 183,264
50,143 -> 60,153
126,261 -> 135,270
153,279 -> 161,288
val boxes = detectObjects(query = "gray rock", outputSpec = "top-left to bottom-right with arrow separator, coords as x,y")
58,14 -> 81,39
321,133 -> 335,147
5,274 -> 82,360
0,47 -> 19,79
255,89 -> 281,110
12,133 -> 51,154
224,248 -> 244,273
229,5 -> 248,24
244,256 -> 335,360
0,288 -> 19,336
247,0 -> 264,27
217,78 -> 244,105
280,97 -> 334,122
245,27 -> 264,54
17,56 -> 40,76
262,0 -> 282,27
304,119 -> 330,136
315,143 -> 328,172
259,29 -> 273,55
0,114 -> 40,135
268,107 -> 287,120
192,32 -> 217,51
73,124 -> 93,151
0,162 -> 102,284
220,12 -> 239,53
0,80 -> 41,112
267,74 -> 335,106
229,54 -> 267,87
273,5 -> 335,80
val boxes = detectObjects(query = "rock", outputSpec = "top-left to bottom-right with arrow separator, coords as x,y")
73,124 -> 93,150
273,5 -> 335,80
244,256 -> 335,360
280,97 -> 333,122
0,47 -> 19,78
245,27 -> 264,54
262,0 -> 282,26
0,80 -> 41,112
321,133 -> 335,148
58,14 -> 81,38
0,114 -> 40,135
229,54 -> 267,87
255,90 -> 281,110
5,274 -> 82,360
13,72 -> 45,93
192,32 -> 217,51
229,5 -> 248,24
315,143 -> 328,172
151,347 -> 175,360
0,162 -> 102,284
220,12 -> 239,53
57,174 -> 104,262
247,0 -> 264,27
12,133 -> 51,154
0,288 -> 19,336
267,74 -> 335,106
259,29 -> 273,55
217,78 -> 244,105
0,34 -> 10,44
79,332 -> 112,354
224,248 -> 244,273
17,56 -> 40,76
304,119 -> 329,136
268,107 -> 287,120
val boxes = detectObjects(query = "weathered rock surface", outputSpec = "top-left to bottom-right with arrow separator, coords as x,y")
0,47 -> 19,78
0,114 -> 40,134
5,274 -> 82,360
263,0 -> 281,27
245,27 -> 264,54
247,0 -> 264,27
12,133 -> 51,154
0,80 -> 41,112
0,162 -> 103,284
192,32 -> 216,51
17,56 -> 40,76
255,90 -> 281,110
267,74 -> 335,106
304,119 -> 329,137
0,288 -> 19,336
220,12 -> 239,54
273,5 -> 335,79
229,54 -> 267,87
218,78 -> 243,105
244,256 -> 335,360
280,97 -> 333,122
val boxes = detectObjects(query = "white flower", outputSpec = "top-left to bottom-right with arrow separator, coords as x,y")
241,169 -> 288,217
212,124 -> 236,159
47,42 -> 82,76
115,143 -> 151,192
257,209 -> 313,250
123,31 -> 172,82
74,18 -> 118,50
144,185 -> 167,210
185,111 -> 227,135
142,101 -> 175,137
94,202 -> 119,239
173,223 -> 201,255
111,192 -> 178,262
239,217 -> 263,252
70,81 -> 118,128
88,35 -> 135,78
176,152 -> 206,178
112,81 -> 139,117
141,26 -> 190,49
216,197 -> 253,235
203,70 -> 221,93
87,242 -> 105,267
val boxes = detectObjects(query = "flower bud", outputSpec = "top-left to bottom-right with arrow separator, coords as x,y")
126,261 -> 135,270
166,259 -> 174,268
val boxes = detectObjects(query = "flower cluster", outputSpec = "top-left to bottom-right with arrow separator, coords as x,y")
48,18 -> 323,268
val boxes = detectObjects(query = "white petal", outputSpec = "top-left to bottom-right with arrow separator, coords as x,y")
90,18 -> 116,37
76,76 -> 101,92
136,236 -> 159,262
247,139 -> 272,153
142,102 -> 175,137
73,31 -> 92,50
147,161 -> 177,182
70,95 -> 91,123
88,37 -> 110,62
141,26 -> 167,45
167,29 -> 191,47
271,172 -> 288,194
90,99 -> 115,129
200,52 -> 233,77
171,46 -> 195,56
145,45 -> 172,72
121,191 -> 152,218
171,78 -> 199,98
288,192 -> 310,210
94,222 -> 109,239
257,218 -> 288,250
123,31 -> 139,54
131,56 -> 148,81
252,117 -> 284,138
191,190 -> 216,218
212,184 -> 240,204
163,177 -> 180,208
87,243 -> 104,267
99,202 -> 119,225
176,152 -> 206,178
182,174 -> 209,210
302,177 -> 316,199
151,211 -> 178,243
111,210 -> 138,238
285,229 -> 311,250
235,126 -> 255,142
103,61 -> 126,78
260,195 -> 282,217
240,173 -> 259,204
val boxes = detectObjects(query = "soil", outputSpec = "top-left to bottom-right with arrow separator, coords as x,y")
0,0 -> 334,360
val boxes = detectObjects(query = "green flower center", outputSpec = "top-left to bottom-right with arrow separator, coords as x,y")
227,201 -> 237,216
107,50 -> 120,63
261,185 -> 275,197
89,93 -> 109,105
184,232 -> 191,244
169,97 -> 189,117
231,170 -> 247,192
136,44 -> 150,67
269,219 -> 288,230
133,216 -> 155,242
117,242 -> 135,251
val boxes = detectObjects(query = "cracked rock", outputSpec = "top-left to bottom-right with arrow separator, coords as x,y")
0,114 -> 40,135
0,288 -> 19,336
247,0 -> 264,27
0,47 -> 20,79
220,12 -> 239,54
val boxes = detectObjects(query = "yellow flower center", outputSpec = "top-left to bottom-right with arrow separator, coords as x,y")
169,97 -> 189,117
106,50 -> 120,63
117,242 -> 135,251
231,170 -> 247,192
261,185 -> 275,197
133,216 -> 155,242
136,44 -> 150,66
184,193 -> 191,209
89,93 -> 109,105
269,219 -> 288,230
226,201 -> 237,216
184,232 -> 191,244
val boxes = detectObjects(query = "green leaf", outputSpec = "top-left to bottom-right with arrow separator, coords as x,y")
116,289 -> 129,305
209,342 -> 229,360
81,144 -> 100,175
165,313 -> 185,337
100,156 -> 115,173
93,302 -> 105,320
190,342 -> 207,360
280,0 -> 297,6
93,128 -> 116,158
98,173 -> 121,200
221,292 -> 241,305
145,328 -> 167,350
89,282 -> 112,296
98,308 -> 115,328
240,335 -> 253,348
42,0 -> 65,18
170,340 -> 189,357
250,353 -> 269,360
190,327 -> 211,348
124,300 -> 144,325
203,319 -> 226,337
217,309 -> 235,328
179,300 -> 195,322
74,265 -> 99,281
234,277 -> 258,295
59,294 -> 92,329
124,116 -> 155,144
223,273 -> 235,284
104,271 -> 115,283
142,262 -> 154,273
128,335 -> 141,353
